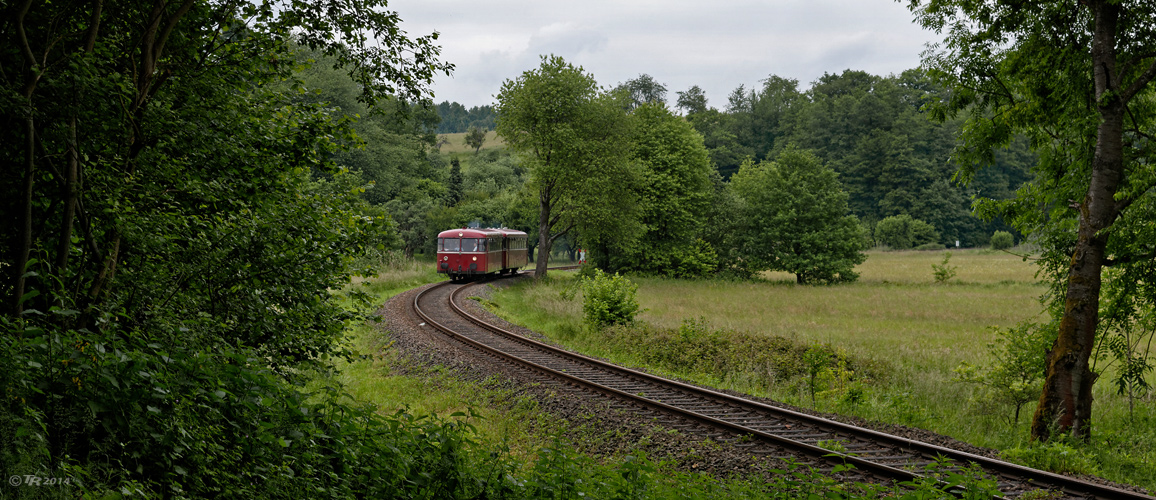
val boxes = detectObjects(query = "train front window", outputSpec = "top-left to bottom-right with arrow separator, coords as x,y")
441,238 -> 460,252
461,238 -> 485,252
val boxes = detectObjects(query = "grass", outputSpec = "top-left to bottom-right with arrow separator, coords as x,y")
484,249 -> 1156,492
436,130 -> 506,154
323,258 -> 554,460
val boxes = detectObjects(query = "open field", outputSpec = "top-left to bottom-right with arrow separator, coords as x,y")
485,249 -> 1156,491
644,249 -> 1046,372
436,130 -> 506,154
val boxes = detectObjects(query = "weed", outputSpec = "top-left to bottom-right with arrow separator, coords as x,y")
1004,438 -> 1101,476
1017,489 -> 1065,500
817,439 -> 849,454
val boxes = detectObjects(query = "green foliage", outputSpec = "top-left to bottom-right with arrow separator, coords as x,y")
593,319 -> 877,395
0,0 -> 459,495
614,104 -> 715,277
954,322 -> 1053,425
875,214 -> 940,250
899,460 -> 1003,500
496,55 -> 639,276
447,158 -> 465,206
0,323 -> 490,498
579,270 -> 641,327
675,85 -> 708,115
990,231 -> 1015,250
614,73 -> 669,110
803,344 -> 831,405
464,126 -> 487,154
435,102 -> 497,133
909,0 -> 1156,440
932,252 -> 958,284
727,147 -> 866,284
1004,438 -> 1101,476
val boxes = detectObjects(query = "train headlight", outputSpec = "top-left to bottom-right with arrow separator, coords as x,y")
472,256 -> 477,261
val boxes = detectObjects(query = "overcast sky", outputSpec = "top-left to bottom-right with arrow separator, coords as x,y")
386,0 -> 943,108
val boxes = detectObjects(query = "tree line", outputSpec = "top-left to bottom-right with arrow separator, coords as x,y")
434,101 -> 497,133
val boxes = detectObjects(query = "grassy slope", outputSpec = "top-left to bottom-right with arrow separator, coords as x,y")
484,249 -> 1156,491
436,130 -> 506,154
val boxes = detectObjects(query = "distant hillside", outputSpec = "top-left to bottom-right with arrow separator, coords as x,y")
436,130 -> 506,154
436,101 -> 497,133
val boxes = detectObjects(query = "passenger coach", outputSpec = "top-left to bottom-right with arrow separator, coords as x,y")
436,228 -> 528,281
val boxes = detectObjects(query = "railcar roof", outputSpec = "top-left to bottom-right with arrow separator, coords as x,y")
436,228 -> 526,238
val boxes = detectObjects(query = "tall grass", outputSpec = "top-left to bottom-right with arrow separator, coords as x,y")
485,249 -> 1156,491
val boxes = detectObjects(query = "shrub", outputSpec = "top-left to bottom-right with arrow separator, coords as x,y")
954,321 -> 1053,424
991,231 -> 1015,250
874,214 -> 939,250
580,269 -> 641,327
932,252 -> 958,284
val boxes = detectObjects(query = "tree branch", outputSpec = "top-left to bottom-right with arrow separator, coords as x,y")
1120,58 -> 1156,104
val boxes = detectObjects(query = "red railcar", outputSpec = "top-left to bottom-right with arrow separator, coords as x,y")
436,228 -> 528,281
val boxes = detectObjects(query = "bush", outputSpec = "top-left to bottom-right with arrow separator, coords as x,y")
991,231 -> 1015,250
954,321 -> 1053,424
596,319 -> 881,396
875,214 -> 939,250
580,269 -> 641,327
932,252 -> 958,284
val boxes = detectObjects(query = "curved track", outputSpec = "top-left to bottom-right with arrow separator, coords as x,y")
411,278 -> 1150,500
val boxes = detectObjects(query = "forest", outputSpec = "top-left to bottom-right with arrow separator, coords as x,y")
2,0 -> 1154,498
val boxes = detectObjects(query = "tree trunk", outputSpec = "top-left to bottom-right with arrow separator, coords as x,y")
55,117 -> 80,275
10,0 -> 39,317
11,110 -> 36,316
535,184 -> 552,279
1030,0 -> 1124,442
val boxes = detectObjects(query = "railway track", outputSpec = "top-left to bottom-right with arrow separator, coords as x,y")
410,277 -> 1151,500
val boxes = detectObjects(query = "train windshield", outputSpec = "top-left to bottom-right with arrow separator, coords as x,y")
440,238 -> 460,252
461,238 -> 486,252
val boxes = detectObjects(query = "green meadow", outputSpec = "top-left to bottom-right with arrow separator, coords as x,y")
485,249 -> 1156,491
436,130 -> 506,154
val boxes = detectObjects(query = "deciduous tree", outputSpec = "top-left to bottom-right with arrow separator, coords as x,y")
615,104 -> 715,277
728,147 -> 866,284
495,56 -> 637,278
464,125 -> 487,153
676,85 -> 708,115
905,0 -> 1156,441
615,73 -> 668,110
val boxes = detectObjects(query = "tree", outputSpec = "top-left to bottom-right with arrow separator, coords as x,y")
615,104 -> 715,277
464,126 -> 487,153
495,55 -> 637,279
676,85 -> 708,115
615,73 -> 668,110
906,0 -> 1156,441
874,214 -> 939,250
0,0 -> 451,491
728,147 -> 866,284
447,158 -> 464,206
2,0 -> 452,318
